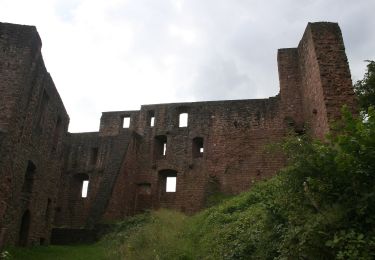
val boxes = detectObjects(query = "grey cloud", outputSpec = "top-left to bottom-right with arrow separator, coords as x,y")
181,56 -> 256,101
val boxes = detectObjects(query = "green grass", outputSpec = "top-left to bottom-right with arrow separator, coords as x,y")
102,210 -> 193,260
5,244 -> 107,260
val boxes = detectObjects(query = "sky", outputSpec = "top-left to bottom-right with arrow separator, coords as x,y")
0,0 -> 374,132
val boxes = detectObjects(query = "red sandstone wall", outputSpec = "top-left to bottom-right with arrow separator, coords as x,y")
0,22 -> 69,246
55,111 -> 138,228
279,22 -> 356,139
277,48 -> 304,132
54,133 -> 102,228
304,23 -> 356,124
103,98 -> 287,218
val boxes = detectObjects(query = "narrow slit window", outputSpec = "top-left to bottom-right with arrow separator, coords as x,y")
166,176 -> 176,192
122,116 -> 130,128
163,143 -> 167,156
155,135 -> 167,159
148,111 -> 155,127
192,137 -> 204,158
81,180 -> 89,198
179,113 -> 188,127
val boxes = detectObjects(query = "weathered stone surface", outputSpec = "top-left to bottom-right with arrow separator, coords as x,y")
0,21 -> 356,246
0,22 -> 69,246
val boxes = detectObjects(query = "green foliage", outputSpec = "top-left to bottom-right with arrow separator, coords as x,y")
104,210 -> 194,260
326,229 -> 375,260
204,191 -> 233,208
354,60 -> 375,112
0,250 -> 11,260
273,107 -> 375,259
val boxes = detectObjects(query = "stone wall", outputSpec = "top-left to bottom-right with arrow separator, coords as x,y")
278,22 -> 357,139
102,98 -> 287,218
0,22 -> 69,246
54,111 -> 137,228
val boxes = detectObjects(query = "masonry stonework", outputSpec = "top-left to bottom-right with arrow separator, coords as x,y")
0,23 -> 69,246
0,21 -> 356,246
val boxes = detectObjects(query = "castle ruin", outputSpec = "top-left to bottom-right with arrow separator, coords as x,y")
0,21 -> 356,246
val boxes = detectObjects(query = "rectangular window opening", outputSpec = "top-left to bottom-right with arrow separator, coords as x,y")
200,147 -> 204,153
122,116 -> 130,128
166,176 -> 176,192
81,180 -> 89,198
179,113 -> 188,127
150,116 -> 155,127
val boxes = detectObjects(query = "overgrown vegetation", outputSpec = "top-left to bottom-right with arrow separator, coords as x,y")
102,210 -> 193,259
354,60 -> 375,113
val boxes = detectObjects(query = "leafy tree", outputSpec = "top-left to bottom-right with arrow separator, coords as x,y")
276,107 -> 375,259
354,60 -> 375,112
